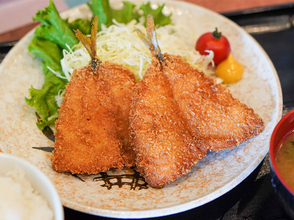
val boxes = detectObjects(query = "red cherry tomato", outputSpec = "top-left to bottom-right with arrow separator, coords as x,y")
195,28 -> 231,65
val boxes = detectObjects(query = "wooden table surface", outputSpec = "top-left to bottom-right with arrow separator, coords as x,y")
0,0 -> 293,43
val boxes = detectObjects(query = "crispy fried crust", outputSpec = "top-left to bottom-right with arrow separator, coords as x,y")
163,54 -> 265,152
130,58 -> 206,188
52,62 -> 135,174
101,62 -> 136,167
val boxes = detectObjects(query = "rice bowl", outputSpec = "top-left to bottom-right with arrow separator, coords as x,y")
0,153 -> 64,220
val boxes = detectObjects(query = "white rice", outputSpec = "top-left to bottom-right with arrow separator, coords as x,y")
0,167 -> 54,220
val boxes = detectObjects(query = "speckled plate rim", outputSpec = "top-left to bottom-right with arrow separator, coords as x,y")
0,0 -> 283,218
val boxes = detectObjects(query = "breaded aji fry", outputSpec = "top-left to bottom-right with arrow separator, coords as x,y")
131,14 -> 264,187
162,54 -> 264,152
130,14 -> 205,188
52,65 -> 124,174
52,16 -> 136,174
130,58 -> 205,189
104,62 -> 136,167
137,14 -> 264,153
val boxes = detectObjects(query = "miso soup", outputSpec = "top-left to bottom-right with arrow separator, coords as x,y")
275,132 -> 294,190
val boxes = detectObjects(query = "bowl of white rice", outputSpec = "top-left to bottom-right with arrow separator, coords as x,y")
0,153 -> 64,220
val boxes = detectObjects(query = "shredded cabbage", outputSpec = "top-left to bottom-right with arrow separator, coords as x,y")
59,19 -> 214,82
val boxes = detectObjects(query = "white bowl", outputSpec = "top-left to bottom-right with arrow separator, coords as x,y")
0,153 -> 64,220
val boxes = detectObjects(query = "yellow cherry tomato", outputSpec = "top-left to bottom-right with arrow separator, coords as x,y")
215,53 -> 244,84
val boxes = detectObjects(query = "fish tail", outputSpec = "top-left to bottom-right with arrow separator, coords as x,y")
75,15 -> 101,71
135,14 -> 164,65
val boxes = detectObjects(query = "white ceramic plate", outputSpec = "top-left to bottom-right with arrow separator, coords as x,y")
0,0 -> 282,218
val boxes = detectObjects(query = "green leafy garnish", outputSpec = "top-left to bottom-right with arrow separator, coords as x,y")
28,37 -> 63,72
26,37 -> 67,130
140,2 -> 172,27
33,0 -> 78,49
67,18 -> 91,35
87,0 -> 171,29
87,0 -> 140,30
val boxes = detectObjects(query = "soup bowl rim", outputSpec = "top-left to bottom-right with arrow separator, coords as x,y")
270,109 -> 294,195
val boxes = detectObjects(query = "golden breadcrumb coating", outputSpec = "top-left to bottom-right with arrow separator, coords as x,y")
52,62 -> 136,174
130,58 -> 206,188
163,54 -> 264,152
101,62 -> 136,167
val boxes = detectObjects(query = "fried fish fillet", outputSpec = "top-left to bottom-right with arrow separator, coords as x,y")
52,64 -> 122,174
104,63 -> 136,167
162,54 -> 264,152
52,16 -> 136,174
130,58 -> 206,188
131,14 -> 264,188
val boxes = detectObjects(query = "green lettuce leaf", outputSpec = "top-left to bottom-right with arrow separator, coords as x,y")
140,2 -> 172,27
28,36 -> 63,72
87,0 -> 140,30
25,65 -> 66,130
67,18 -> 91,35
26,37 -> 67,130
87,0 -> 172,29
26,81 -> 60,130
33,0 -> 78,49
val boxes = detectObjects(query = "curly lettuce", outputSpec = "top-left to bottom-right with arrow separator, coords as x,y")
88,0 -> 172,29
87,0 -> 140,30
140,2 -> 172,27
26,38 -> 66,130
33,0 -> 78,49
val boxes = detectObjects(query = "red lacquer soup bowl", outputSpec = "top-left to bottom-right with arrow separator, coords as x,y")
270,109 -> 294,219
